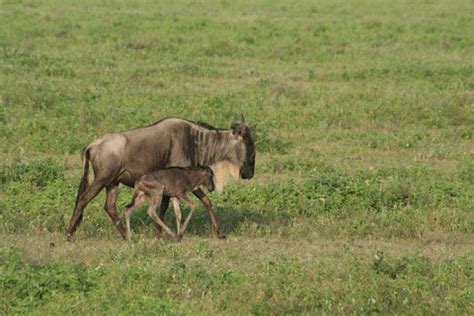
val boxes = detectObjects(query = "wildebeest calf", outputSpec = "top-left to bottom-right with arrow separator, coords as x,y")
124,166 -> 215,241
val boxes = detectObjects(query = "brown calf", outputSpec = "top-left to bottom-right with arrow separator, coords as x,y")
124,166 -> 215,241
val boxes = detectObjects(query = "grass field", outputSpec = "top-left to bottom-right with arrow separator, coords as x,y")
1,0 -> 473,314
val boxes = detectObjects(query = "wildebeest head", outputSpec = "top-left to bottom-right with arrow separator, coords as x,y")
229,114 -> 255,180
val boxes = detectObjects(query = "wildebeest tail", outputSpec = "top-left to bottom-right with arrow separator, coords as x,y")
73,147 -> 91,224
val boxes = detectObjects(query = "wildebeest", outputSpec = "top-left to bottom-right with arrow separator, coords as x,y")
124,166 -> 215,241
67,116 -> 255,240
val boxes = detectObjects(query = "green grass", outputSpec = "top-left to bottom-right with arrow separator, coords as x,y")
1,234 -> 473,314
1,0 -> 473,314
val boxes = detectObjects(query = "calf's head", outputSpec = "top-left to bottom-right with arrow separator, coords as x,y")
201,167 -> 215,192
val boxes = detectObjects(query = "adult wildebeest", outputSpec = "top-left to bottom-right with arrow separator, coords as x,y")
124,166 -> 215,241
67,116 -> 255,240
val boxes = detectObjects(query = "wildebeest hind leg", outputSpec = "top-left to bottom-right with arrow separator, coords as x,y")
104,184 -> 127,240
67,181 -> 105,241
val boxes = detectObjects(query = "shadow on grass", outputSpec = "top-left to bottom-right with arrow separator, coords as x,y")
128,204 -> 274,238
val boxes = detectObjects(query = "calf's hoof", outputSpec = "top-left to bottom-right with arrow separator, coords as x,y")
66,233 -> 73,242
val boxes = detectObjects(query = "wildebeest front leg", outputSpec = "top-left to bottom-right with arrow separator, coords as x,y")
67,181 -> 106,241
193,188 -> 226,239
104,184 -> 127,240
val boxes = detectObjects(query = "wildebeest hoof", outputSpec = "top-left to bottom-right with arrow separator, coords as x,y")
66,233 -> 73,242
217,231 -> 226,239
175,234 -> 183,242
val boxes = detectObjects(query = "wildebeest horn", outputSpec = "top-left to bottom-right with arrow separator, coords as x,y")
240,113 -> 245,125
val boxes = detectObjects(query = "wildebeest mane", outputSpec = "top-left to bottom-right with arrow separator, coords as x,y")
180,121 -> 230,167
196,121 -> 218,131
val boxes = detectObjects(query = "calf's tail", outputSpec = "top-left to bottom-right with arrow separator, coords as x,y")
73,147 -> 91,226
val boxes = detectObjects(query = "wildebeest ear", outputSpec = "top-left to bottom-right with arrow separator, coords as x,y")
240,113 -> 245,125
239,113 -> 246,132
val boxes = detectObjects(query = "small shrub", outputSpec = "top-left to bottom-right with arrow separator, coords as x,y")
0,246 -> 98,312
371,251 -> 407,279
0,157 -> 65,187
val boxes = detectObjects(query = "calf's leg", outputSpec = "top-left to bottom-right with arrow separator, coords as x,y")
124,191 -> 147,241
154,196 -> 170,238
178,194 -> 197,239
147,201 -> 176,239
193,188 -> 225,239
172,198 -> 182,239
146,185 -> 176,239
